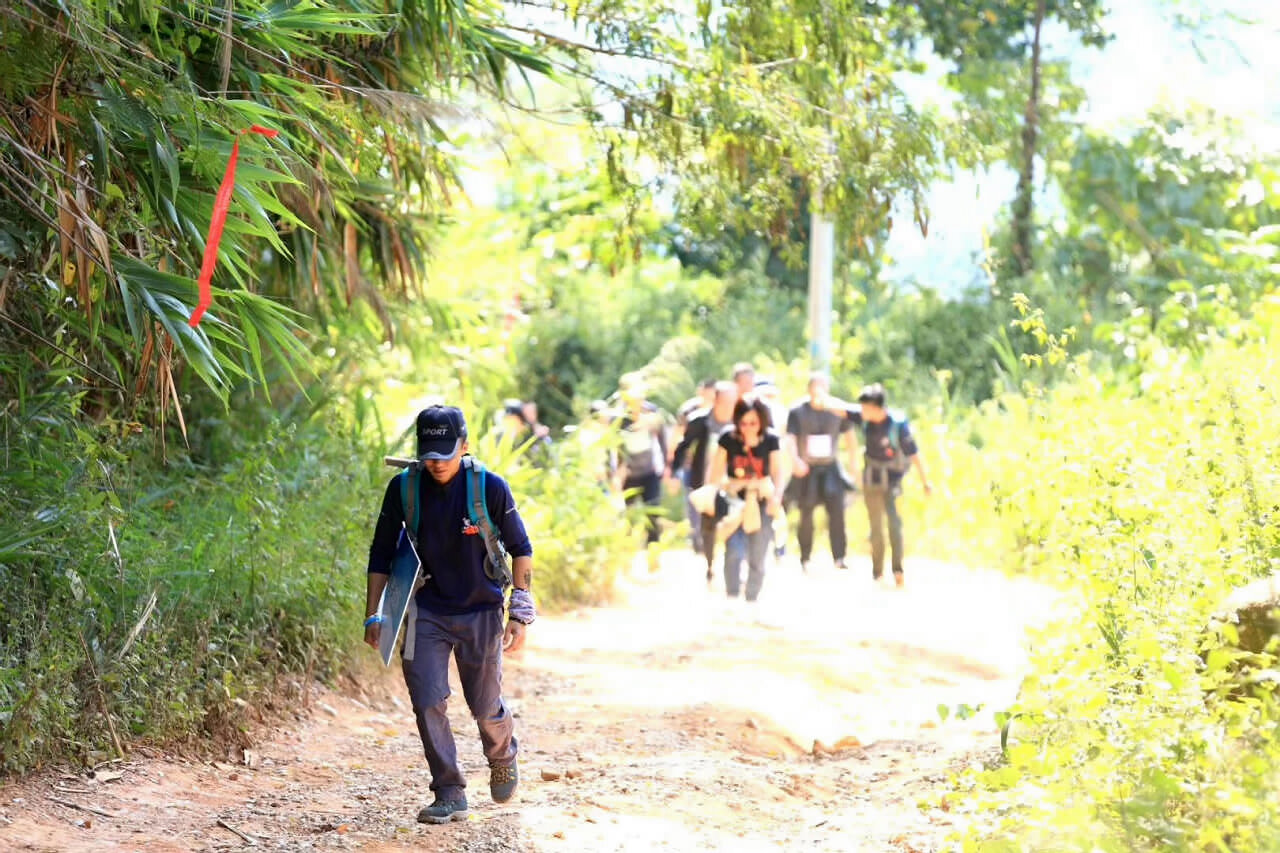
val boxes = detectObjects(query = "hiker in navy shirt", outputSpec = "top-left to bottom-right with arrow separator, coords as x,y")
844,384 -> 931,587
364,405 -> 535,824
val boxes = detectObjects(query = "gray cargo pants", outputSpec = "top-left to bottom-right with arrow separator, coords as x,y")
401,605 -> 517,801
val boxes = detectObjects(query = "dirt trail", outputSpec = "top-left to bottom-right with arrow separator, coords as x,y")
1,552 -> 1057,852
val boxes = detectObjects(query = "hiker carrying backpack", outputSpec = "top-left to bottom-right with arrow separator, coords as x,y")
849,384 -> 932,587
861,407 -> 911,491
363,405 -> 536,823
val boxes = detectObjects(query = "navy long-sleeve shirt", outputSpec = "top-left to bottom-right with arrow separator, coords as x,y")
367,460 -> 533,615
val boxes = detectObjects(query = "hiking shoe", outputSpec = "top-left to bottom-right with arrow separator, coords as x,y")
417,797 -> 469,824
490,761 -> 518,804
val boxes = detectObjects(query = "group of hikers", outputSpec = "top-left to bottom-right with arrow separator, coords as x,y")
605,362 -> 932,605
359,365 -> 931,824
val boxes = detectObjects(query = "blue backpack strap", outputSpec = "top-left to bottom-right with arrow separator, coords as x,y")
863,412 -> 907,469
399,466 -> 420,540
464,457 -> 513,587
464,456 -> 482,526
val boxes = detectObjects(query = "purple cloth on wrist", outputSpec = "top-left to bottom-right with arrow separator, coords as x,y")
508,588 -> 536,624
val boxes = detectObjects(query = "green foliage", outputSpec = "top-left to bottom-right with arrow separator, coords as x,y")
922,297 -> 1280,850
0,0 -> 548,424
947,57 -> 1086,171
891,0 -> 1110,67
516,0 -> 950,252
0,387 -> 372,773
836,283 -> 1012,408
422,134 -> 812,425
1051,110 -> 1279,351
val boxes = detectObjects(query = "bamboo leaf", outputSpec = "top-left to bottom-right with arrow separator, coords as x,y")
154,135 -> 180,204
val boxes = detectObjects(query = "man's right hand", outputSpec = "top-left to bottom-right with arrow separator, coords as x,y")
363,622 -> 381,649
793,459 -> 810,477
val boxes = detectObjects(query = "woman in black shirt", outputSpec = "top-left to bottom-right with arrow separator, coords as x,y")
708,398 -> 785,603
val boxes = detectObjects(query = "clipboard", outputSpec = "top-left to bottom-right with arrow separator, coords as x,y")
377,522 -> 423,666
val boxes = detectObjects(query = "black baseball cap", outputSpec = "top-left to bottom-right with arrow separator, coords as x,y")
857,383 -> 886,406
416,405 -> 467,460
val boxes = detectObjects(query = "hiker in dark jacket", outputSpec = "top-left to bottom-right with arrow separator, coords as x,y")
845,383 -> 932,586
671,381 -> 738,580
364,405 -> 535,824
673,378 -> 718,553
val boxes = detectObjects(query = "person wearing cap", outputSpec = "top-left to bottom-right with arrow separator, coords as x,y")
363,405 -> 535,824
846,383 -> 931,587
675,378 -> 717,434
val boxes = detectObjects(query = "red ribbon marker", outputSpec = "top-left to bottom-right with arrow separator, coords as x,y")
188,125 -> 279,328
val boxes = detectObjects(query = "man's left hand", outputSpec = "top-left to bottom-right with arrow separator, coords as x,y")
503,620 -> 527,653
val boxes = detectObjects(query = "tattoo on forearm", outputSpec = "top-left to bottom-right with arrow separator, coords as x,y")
513,559 -> 532,590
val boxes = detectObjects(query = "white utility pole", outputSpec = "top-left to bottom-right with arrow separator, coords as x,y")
807,188 -> 835,374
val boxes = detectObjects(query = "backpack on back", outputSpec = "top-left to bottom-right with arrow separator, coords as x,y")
397,455 -> 513,589
462,456 -> 514,589
862,409 -> 911,475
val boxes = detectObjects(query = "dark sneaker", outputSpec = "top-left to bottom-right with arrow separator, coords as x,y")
417,797 -> 469,824
490,761 -> 518,804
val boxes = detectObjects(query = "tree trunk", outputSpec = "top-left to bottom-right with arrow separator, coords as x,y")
1011,0 -> 1046,278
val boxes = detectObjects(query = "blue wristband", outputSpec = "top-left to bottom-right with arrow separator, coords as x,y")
363,614 -> 384,627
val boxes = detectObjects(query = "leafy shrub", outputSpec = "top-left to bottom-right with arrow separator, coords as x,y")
0,390 -> 371,773
925,297 -> 1280,850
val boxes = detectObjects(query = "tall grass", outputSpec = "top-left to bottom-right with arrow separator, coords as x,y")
0,386 -> 372,771
915,298 -> 1280,850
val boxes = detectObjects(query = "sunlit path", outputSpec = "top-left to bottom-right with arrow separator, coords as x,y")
2,551 -> 1056,852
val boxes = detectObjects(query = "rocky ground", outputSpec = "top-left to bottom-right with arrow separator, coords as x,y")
0,551 -> 1058,852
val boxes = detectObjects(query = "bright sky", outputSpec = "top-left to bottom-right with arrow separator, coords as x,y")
885,0 -> 1280,292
